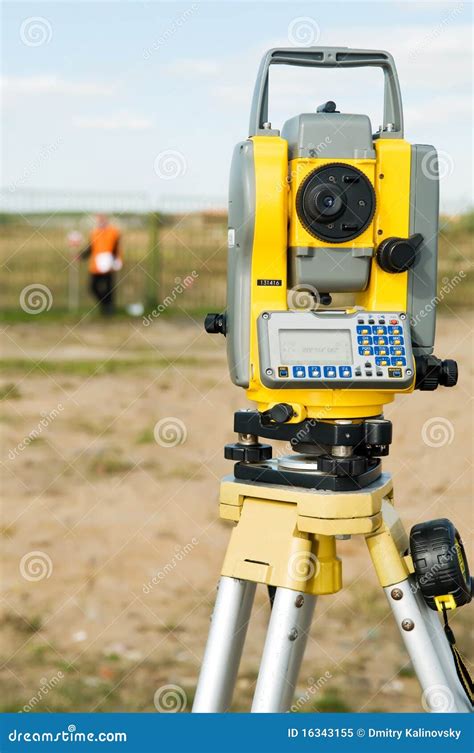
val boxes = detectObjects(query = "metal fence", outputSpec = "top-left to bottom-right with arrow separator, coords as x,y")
0,190 -> 228,315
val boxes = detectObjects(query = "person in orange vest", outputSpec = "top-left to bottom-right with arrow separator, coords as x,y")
78,214 -> 123,315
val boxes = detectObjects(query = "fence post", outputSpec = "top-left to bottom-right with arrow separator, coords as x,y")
68,261 -> 80,311
146,212 -> 160,309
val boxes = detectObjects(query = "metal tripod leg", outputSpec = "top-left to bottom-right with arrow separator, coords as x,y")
385,576 -> 471,713
251,588 -> 317,712
192,576 -> 256,712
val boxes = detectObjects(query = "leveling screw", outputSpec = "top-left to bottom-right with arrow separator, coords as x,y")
390,588 -> 403,601
401,619 -> 415,631
295,595 -> 305,608
288,628 -> 298,641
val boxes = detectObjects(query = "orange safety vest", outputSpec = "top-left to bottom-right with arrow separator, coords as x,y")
89,225 -> 121,274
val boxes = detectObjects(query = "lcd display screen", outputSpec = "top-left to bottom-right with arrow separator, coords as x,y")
279,329 -> 353,365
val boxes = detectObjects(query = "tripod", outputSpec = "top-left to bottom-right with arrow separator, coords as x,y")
193,416 -> 472,714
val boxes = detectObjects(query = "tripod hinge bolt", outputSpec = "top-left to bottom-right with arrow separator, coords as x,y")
390,588 -> 403,601
294,595 -> 305,608
401,618 -> 415,631
288,628 -> 299,641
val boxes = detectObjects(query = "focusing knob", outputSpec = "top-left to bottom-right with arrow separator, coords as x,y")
376,233 -> 423,273
204,312 -> 227,335
415,355 -> 458,390
440,359 -> 458,388
261,403 -> 295,426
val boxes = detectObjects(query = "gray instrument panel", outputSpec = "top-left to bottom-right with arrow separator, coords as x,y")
257,310 -> 414,390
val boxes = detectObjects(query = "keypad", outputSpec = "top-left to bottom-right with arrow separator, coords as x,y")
273,313 -> 411,385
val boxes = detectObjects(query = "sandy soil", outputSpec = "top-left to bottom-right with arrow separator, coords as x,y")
1,312 -> 472,713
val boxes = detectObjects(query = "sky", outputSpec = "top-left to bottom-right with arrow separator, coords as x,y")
1,0 -> 473,212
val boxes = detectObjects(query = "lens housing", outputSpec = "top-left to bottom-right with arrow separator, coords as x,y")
296,163 -> 376,243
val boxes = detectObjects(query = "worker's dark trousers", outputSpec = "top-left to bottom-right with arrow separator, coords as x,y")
90,272 -> 115,315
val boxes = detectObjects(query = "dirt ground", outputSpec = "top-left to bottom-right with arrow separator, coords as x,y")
1,312 -> 472,713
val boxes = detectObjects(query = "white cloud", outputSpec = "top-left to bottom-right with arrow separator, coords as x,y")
160,58 -> 219,78
1,75 -> 110,103
74,112 -> 153,130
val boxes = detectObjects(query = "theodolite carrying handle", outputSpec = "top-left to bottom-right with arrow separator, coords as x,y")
249,47 -> 404,138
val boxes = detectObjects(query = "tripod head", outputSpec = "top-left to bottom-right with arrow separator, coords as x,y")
207,47 -> 457,427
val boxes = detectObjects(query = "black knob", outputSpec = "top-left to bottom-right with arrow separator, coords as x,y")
440,359 -> 458,388
261,403 -> 294,426
319,293 -> 332,306
224,442 -> 272,463
415,355 -> 458,391
318,454 -> 368,477
204,312 -> 226,335
317,101 -> 338,113
376,233 -> 423,273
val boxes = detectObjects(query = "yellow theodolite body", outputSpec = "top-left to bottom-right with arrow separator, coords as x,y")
247,136 -> 412,419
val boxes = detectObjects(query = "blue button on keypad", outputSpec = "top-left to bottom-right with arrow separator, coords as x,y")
389,336 -> 404,345
389,346 -> 405,356
356,326 -> 371,335
357,336 -> 373,345
339,367 -> 352,378
374,346 -> 389,356
292,366 -> 306,378
323,366 -> 337,378
376,357 -> 390,366
388,326 -> 402,335
372,325 -> 387,335
391,357 -> 406,366
358,346 -> 373,356
308,366 -> 321,378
